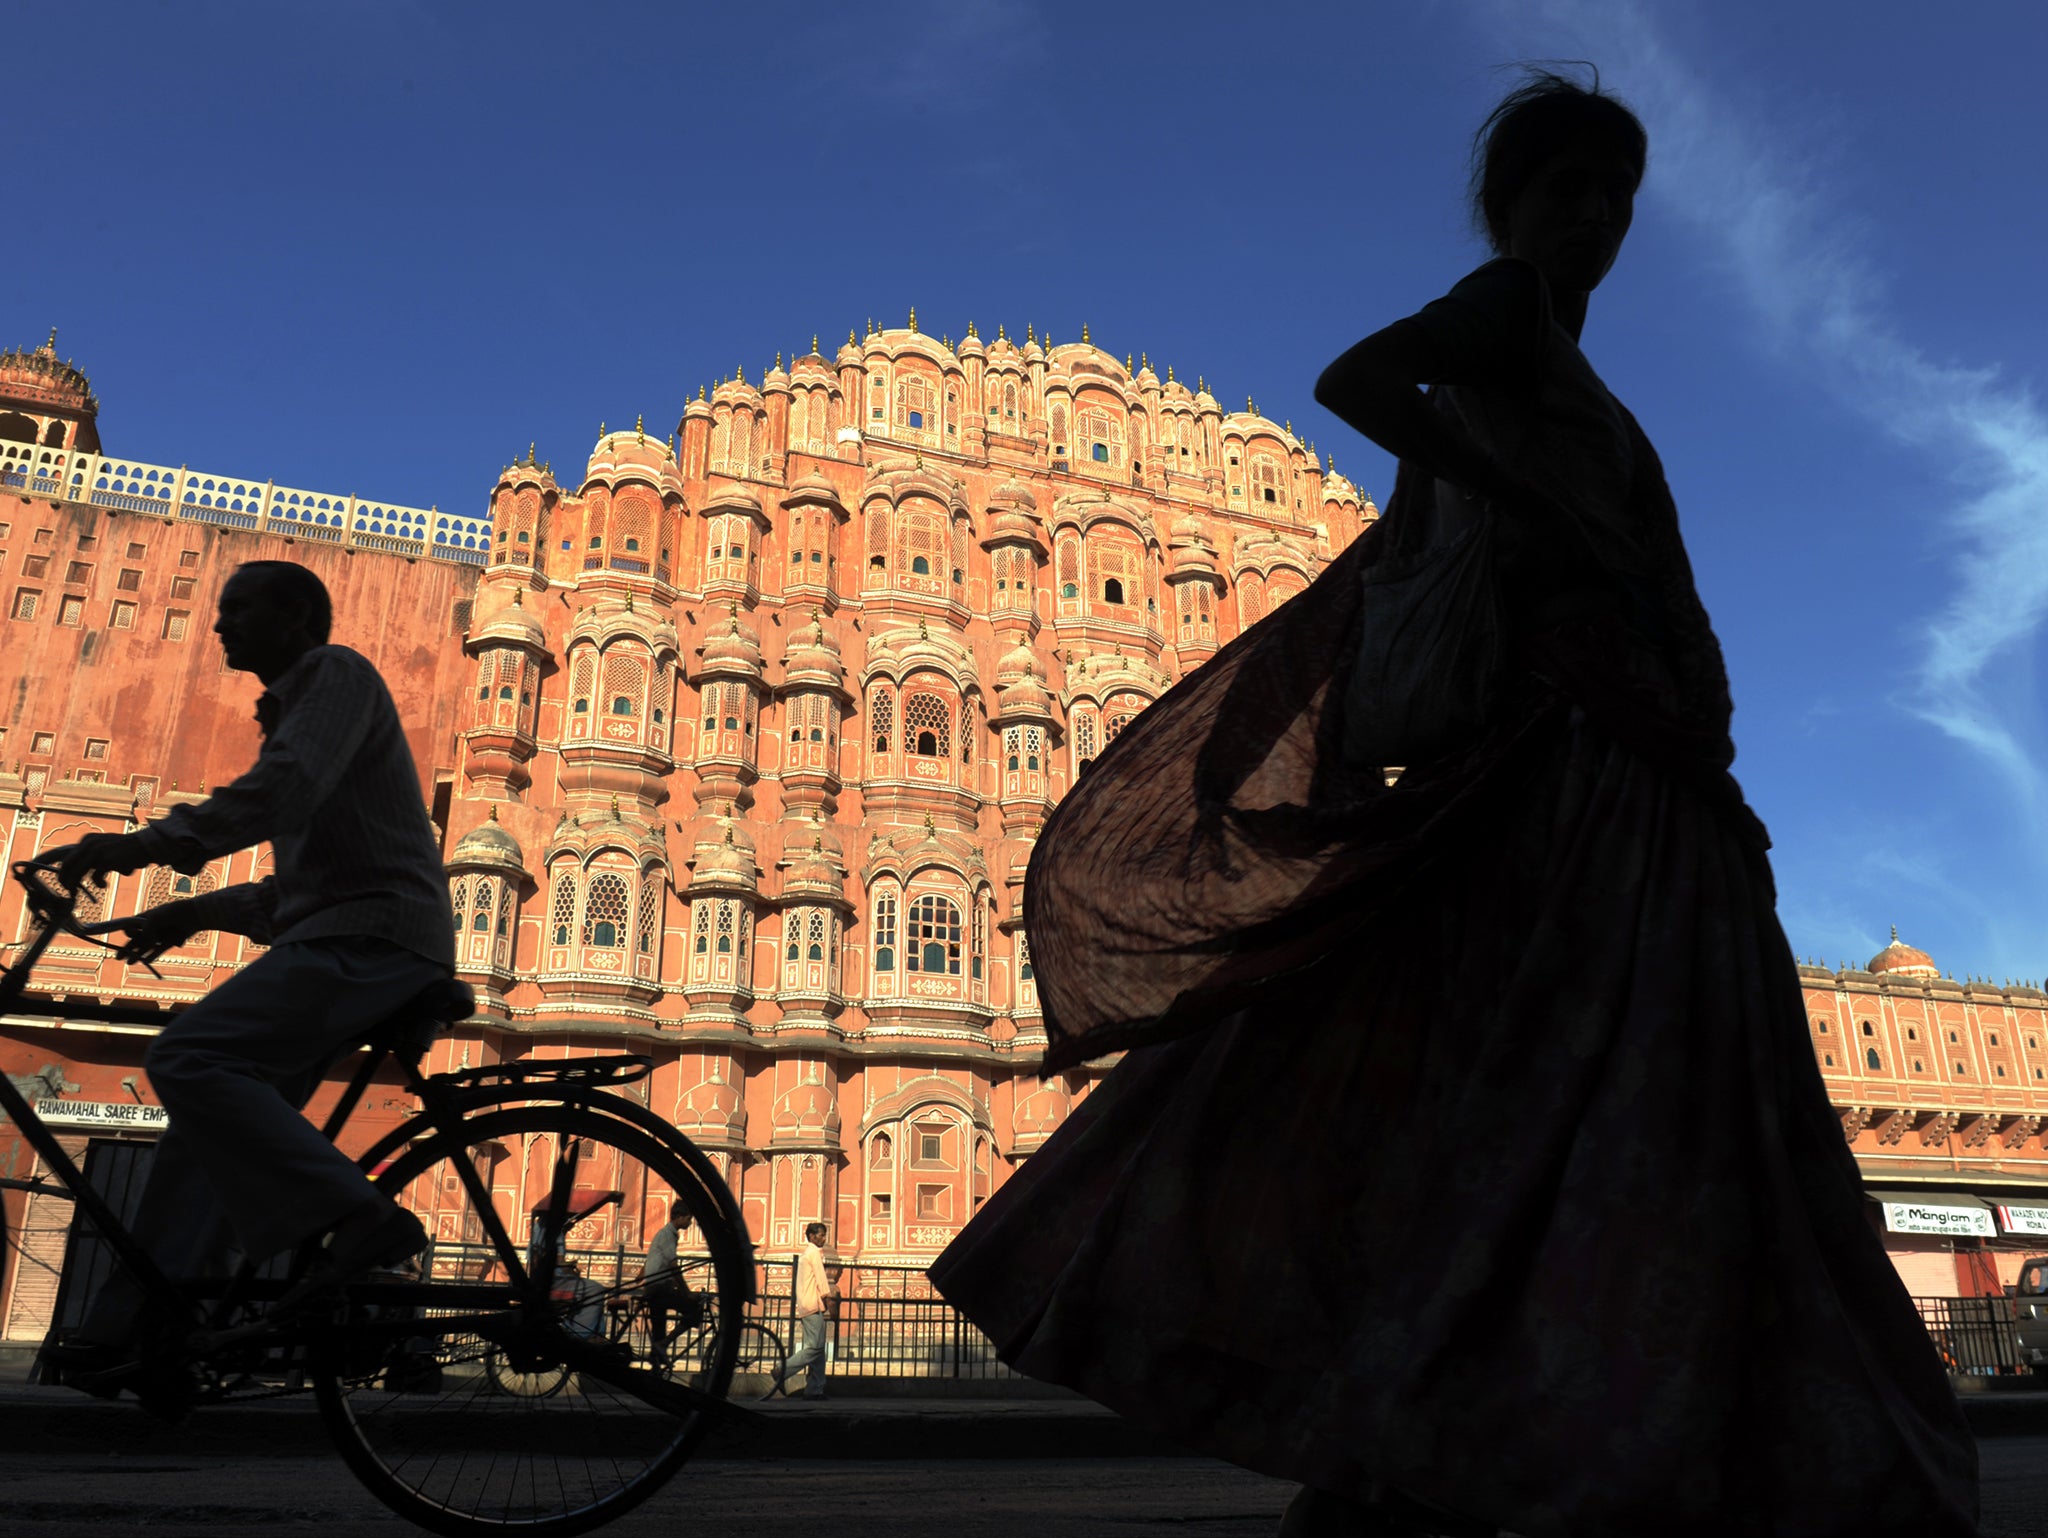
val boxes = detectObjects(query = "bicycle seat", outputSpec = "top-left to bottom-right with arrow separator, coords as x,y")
360,977 -> 476,1063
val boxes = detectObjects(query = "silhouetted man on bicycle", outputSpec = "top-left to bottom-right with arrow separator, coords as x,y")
45,560 -> 456,1376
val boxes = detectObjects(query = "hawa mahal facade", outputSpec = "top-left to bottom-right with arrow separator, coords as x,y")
0,320 -> 2044,1343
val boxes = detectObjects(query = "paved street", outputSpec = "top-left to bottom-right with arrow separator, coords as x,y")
0,1444 -> 2044,1537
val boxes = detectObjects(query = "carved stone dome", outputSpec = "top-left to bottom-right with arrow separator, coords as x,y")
450,813 -> 525,874
1868,928 -> 1939,979
698,605 -> 765,679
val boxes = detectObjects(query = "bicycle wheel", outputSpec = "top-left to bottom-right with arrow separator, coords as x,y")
735,1320 -> 785,1384
310,1104 -> 748,1538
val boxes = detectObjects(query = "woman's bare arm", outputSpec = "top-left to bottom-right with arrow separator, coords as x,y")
1313,320 -> 1520,502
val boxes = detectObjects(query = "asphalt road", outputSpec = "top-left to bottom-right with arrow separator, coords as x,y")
0,1444 -> 2043,1538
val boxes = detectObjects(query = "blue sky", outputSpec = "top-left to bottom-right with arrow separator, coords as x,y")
11,1 -> 2045,981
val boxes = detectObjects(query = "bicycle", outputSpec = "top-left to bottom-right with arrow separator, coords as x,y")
562,1267 -> 786,1394
0,855 -> 762,1536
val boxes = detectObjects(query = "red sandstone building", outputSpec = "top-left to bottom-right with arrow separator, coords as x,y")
0,321 -> 2043,1347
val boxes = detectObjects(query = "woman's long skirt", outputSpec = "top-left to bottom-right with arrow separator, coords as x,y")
931,708 -> 1980,1538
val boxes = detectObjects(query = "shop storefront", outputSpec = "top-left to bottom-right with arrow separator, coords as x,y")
1867,1188 -> 2048,1298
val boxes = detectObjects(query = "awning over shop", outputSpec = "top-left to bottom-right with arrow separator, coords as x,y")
1994,1202 -> 2048,1239
1866,1189 -> 1996,1238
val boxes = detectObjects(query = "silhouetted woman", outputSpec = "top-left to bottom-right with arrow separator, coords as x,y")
931,71 -> 1980,1538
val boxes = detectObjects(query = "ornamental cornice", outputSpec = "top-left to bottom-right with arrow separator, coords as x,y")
859,1073 -> 993,1136
859,622 -> 978,690
861,819 -> 990,887
1047,490 -> 1157,545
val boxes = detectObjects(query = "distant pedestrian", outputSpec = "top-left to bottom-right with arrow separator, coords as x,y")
637,1215 -> 700,1367
762,1221 -> 837,1400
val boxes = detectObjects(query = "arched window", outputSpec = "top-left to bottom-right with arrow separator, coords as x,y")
1866,1047 -> 1881,1071
570,655 -> 594,721
471,882 -> 493,933
584,873 -> 629,948
1072,708 -> 1098,771
451,877 -> 469,923
905,692 -> 950,758
637,872 -> 662,955
549,870 -> 578,947
895,508 -> 943,593
693,902 -> 711,955
1025,725 -> 1042,772
806,909 -> 827,962
873,889 -> 897,973
1017,932 -> 1033,981
715,901 -> 734,954
870,685 -> 893,754
970,898 -> 985,982
906,894 -> 962,975
1103,577 -> 1124,604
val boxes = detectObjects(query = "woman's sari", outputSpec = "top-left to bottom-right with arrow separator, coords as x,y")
929,276 -> 1980,1538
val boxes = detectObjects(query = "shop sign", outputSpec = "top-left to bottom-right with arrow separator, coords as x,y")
1995,1204 -> 2048,1238
1878,1197 -> 1995,1238
29,1100 -> 170,1133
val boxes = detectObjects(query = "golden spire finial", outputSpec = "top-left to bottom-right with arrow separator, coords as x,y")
1025,322 -> 1035,345
1197,375 -> 1205,393
923,811 -> 936,835
636,414 -> 645,441
736,362 -> 746,384
1285,419 -> 1292,436
610,795 -> 621,820
698,384 -> 706,401
1081,322 -> 1090,344
942,334 -> 951,350
528,440 -> 537,462
599,421 -> 606,438
1125,352 -> 1133,371
812,334 -> 819,354
624,591 -> 635,612
1167,364 -> 1175,382
1248,395 -> 1255,414
908,305 -> 917,331
775,351 -> 783,370
997,322 -> 1007,341
488,803 -> 500,822
1141,351 -> 1149,371
918,616 -> 929,640
966,320 -> 978,338
848,327 -> 857,347
914,451 -> 923,468
512,587 -> 524,606
723,822 -> 735,845
44,327 -> 56,350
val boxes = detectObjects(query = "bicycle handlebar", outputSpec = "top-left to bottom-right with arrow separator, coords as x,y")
10,855 -> 134,941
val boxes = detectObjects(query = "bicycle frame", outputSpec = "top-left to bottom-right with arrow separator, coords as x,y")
1,856 -> 754,1400
0,894 -> 196,1332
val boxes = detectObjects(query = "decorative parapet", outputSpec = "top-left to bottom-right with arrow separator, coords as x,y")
0,441 -> 491,567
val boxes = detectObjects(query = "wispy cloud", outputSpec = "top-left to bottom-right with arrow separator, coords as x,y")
1478,1 -> 2048,822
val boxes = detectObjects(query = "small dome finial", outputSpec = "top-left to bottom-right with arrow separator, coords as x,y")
610,795 -> 621,820
527,440 -> 536,463
488,803 -> 500,822
698,383 -> 706,401
812,334 -> 820,354
966,320 -> 978,339
1891,923 -> 1899,942
43,327 -> 56,351
908,305 -> 917,331
1081,322 -> 1091,344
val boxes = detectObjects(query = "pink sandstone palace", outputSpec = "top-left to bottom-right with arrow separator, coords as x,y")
0,321 -> 2044,1347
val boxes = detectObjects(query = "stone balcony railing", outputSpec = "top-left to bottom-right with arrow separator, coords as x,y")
0,439 -> 491,567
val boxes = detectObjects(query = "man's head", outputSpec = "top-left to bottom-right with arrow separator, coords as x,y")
804,1222 -> 828,1247
216,562 -> 331,682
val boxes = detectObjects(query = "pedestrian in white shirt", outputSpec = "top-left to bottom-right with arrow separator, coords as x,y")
762,1221 -> 838,1399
